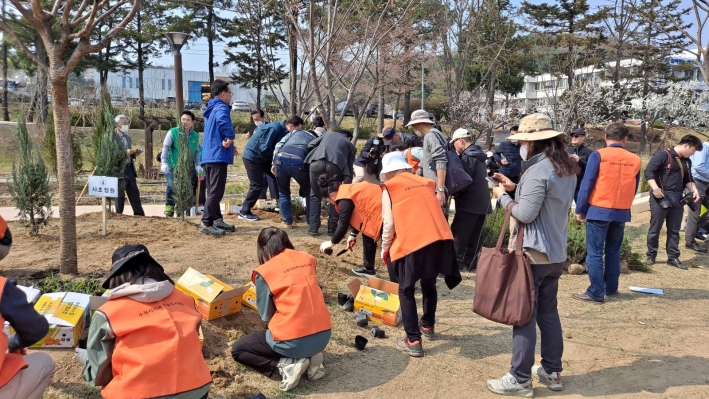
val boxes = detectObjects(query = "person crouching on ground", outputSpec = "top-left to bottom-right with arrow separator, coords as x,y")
380,152 -> 461,357
0,215 -> 56,399
231,227 -> 331,391
317,177 -> 383,277
78,244 -> 212,399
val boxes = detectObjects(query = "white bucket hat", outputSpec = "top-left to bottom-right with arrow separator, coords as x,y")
507,113 -> 565,142
405,109 -> 435,127
380,152 -> 413,175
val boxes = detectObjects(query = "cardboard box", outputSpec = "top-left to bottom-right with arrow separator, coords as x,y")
348,277 -> 401,327
17,285 -> 41,304
631,194 -> 650,215
241,282 -> 258,311
176,268 -> 249,320
30,292 -> 90,348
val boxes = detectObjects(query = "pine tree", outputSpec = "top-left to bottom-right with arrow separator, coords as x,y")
91,90 -> 125,181
42,112 -> 83,178
172,123 -> 195,220
7,118 -> 52,236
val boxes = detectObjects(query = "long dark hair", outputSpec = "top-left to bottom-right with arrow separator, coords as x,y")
257,227 -> 295,264
528,136 -> 580,177
317,173 -> 341,199
108,262 -> 174,289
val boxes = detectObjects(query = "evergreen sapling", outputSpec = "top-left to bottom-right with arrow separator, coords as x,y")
172,122 -> 195,219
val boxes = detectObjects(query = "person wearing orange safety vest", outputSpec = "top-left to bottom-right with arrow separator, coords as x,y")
573,123 -> 642,303
317,179 -> 383,277
78,244 -> 212,399
0,216 -> 56,399
379,152 -> 461,358
231,227 -> 331,392
390,142 -> 423,175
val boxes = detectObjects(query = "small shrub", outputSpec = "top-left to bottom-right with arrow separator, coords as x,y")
36,272 -> 104,295
480,207 -> 509,249
621,236 -> 649,272
42,113 -> 83,177
567,217 -> 587,264
640,170 -> 650,193
651,120 -> 665,129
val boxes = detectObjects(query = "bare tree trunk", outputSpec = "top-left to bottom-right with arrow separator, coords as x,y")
1,0 -> 7,122
207,6 -> 215,83
36,41 -> 48,123
377,86 -> 385,134
137,10 -> 145,118
394,90 -> 401,129
50,73 -> 78,274
403,70 -> 411,125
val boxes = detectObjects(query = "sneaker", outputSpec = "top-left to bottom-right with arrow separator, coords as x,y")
419,319 -> 435,340
351,267 -> 376,277
198,222 -> 225,237
275,207 -> 280,213
238,212 -> 260,222
164,205 -> 174,217
486,372 -> 533,398
307,352 -> 325,381
532,365 -> 562,391
214,218 -> 236,232
277,357 -> 310,391
281,222 -> 294,229
395,337 -> 424,357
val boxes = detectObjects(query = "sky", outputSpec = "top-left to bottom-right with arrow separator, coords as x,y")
153,0 -> 706,72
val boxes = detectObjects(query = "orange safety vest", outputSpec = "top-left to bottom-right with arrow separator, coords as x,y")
253,249 -> 331,341
0,216 -> 6,240
406,149 -> 420,175
383,173 -> 453,261
0,277 -> 28,388
588,147 -> 641,210
334,183 -> 383,240
98,289 -> 212,399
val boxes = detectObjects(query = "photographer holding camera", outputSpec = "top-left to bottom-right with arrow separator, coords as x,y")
645,135 -> 702,270
353,130 -> 390,184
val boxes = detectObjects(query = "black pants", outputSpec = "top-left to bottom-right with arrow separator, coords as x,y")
685,179 -> 709,245
647,196 -> 683,260
362,235 -> 377,270
390,252 -> 438,342
116,165 -> 145,216
242,157 -> 278,215
231,330 -> 281,377
202,163 -> 228,226
451,211 -> 486,271
309,160 -> 348,232
260,173 -> 278,200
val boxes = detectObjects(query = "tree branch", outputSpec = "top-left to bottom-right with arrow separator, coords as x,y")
0,20 -> 48,72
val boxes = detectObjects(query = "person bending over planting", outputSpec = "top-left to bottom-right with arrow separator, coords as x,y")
77,244 -> 212,399
231,227 -> 331,391
318,177 -> 383,277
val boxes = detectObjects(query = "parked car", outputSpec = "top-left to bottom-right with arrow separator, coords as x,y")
335,102 -> 354,116
186,101 -> 202,110
231,100 -> 251,112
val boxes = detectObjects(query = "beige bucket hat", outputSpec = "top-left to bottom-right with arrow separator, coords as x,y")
507,113 -> 565,142
405,109 -> 435,127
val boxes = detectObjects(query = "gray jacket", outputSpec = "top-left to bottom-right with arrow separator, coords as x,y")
116,130 -> 133,169
499,153 -> 576,263
422,129 -> 447,184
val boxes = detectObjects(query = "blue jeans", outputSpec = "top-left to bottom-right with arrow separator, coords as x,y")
165,168 -> 175,206
274,155 -> 317,225
585,220 -> 625,300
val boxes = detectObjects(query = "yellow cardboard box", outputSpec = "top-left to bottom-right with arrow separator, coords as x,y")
348,277 -> 401,327
241,282 -> 258,311
176,267 -> 249,320
30,292 -> 90,348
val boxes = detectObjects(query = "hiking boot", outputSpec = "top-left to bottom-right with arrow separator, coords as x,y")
395,337 -> 424,357
419,319 -> 435,340
667,258 -> 687,270
199,222 -> 225,237
214,218 -> 236,232
486,372 -> 533,397
277,357 -> 309,391
352,267 -> 376,277
307,352 -> 325,382
532,365 -> 562,391
164,205 -> 174,217
238,212 -> 260,222
644,257 -> 655,266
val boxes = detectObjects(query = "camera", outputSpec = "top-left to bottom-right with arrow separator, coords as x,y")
679,192 -> 699,212
485,151 -> 499,177
365,138 -> 387,175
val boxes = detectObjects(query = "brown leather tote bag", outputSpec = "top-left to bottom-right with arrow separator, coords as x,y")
473,204 -> 535,326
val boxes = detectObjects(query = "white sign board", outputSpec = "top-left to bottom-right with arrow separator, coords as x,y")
88,176 -> 119,198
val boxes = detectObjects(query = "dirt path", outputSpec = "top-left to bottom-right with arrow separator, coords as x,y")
2,211 -> 709,399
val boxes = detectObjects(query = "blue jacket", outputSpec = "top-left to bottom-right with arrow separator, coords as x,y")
202,98 -> 235,164
493,141 -> 522,178
243,121 -> 289,163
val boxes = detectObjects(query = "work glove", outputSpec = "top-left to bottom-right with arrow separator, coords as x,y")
319,240 -> 334,254
347,234 -> 357,251
160,163 -> 169,174
381,249 -> 391,266
196,166 -> 205,180
75,348 -> 88,366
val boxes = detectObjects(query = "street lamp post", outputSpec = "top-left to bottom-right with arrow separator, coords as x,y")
165,32 -> 190,113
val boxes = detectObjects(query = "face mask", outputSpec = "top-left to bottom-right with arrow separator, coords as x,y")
519,144 -> 529,161
254,121 -> 264,127
414,130 -> 422,137
120,125 -> 129,133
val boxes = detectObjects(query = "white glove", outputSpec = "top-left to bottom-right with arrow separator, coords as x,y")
319,240 -> 334,253
195,165 -> 204,175
160,163 -> 169,174
75,348 -> 88,365
347,234 -> 357,250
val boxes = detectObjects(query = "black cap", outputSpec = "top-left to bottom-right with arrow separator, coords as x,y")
102,244 -> 164,289
383,127 -> 397,140
571,128 -> 587,136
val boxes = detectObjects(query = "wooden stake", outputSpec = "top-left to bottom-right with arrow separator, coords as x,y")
102,196 -> 107,236
76,166 -> 98,205
195,179 -> 200,216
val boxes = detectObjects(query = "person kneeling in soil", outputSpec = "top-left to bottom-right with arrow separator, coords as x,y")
231,227 -> 331,391
77,244 -> 212,399
0,215 -> 56,399
379,152 -> 461,357
318,176 -> 383,277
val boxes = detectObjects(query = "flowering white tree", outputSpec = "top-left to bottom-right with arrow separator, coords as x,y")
642,81 -> 709,149
540,78 -> 617,132
446,90 -> 519,147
